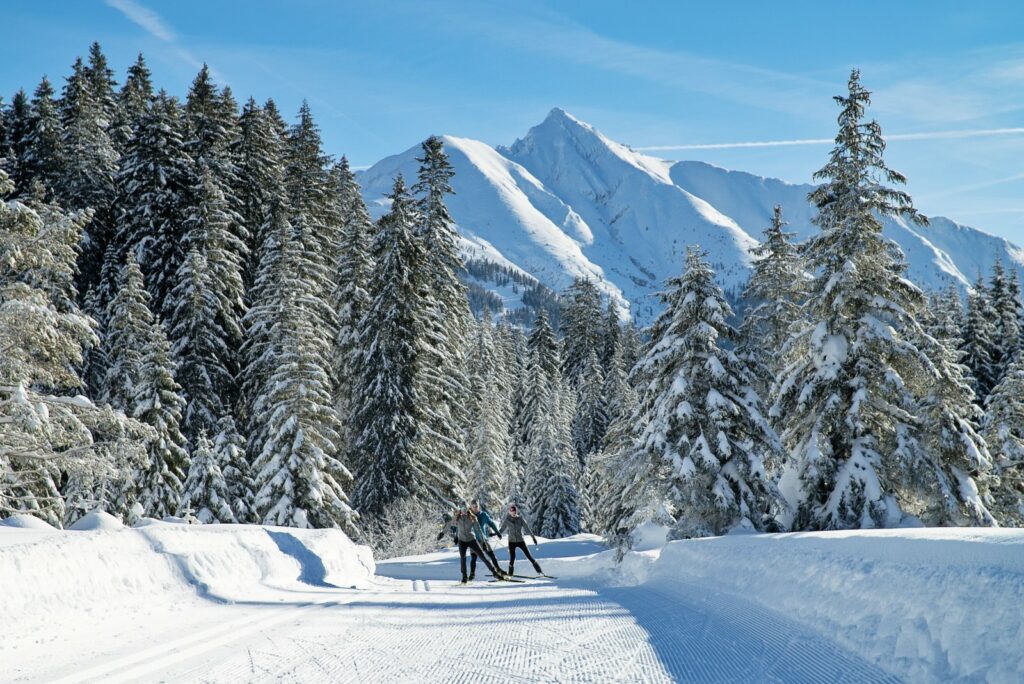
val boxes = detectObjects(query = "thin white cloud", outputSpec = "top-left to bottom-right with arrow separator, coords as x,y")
105,0 -> 175,42
104,0 -> 208,73
639,127 -> 1024,151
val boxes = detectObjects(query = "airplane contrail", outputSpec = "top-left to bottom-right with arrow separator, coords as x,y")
638,127 -> 1024,151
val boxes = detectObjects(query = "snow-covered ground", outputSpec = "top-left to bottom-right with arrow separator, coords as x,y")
2,515 -> 1021,683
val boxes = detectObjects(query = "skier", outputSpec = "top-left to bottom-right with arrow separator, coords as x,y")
445,503 -> 507,584
499,504 -> 545,577
469,499 -> 503,571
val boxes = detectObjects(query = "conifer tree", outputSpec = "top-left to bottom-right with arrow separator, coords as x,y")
636,247 -> 781,538
250,232 -> 355,531
102,255 -> 154,411
917,287 -> 997,525
4,90 -> 32,194
412,137 -> 472,492
352,177 -> 434,517
24,76 -> 64,196
561,278 -> 605,386
529,381 -> 581,538
111,92 -> 193,317
990,259 -> 1021,379
739,205 -> 805,396
772,71 -> 936,531
167,168 -> 245,444
132,302 -> 189,520
58,57 -> 118,299
571,349 -> 606,468
465,316 -> 512,511
961,277 -> 998,401
983,356 -> 1024,526
0,172 -> 149,525
214,415 -> 254,522
331,157 -> 374,452
83,43 -> 118,127
110,53 -> 153,152
179,431 -> 236,523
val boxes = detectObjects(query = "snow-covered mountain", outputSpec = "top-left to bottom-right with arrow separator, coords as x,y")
358,108 -> 1024,323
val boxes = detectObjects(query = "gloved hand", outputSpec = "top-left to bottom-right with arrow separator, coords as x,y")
532,537 -> 538,546
436,531 -> 445,541
497,533 -> 502,540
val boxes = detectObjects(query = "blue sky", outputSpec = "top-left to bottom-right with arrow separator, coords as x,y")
3,1 -> 1023,243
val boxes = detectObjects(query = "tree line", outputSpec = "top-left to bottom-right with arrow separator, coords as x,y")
0,49 -> 1020,547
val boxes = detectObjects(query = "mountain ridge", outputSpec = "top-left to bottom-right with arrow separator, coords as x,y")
358,109 -> 1024,324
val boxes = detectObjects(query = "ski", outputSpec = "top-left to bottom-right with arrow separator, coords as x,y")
487,577 -> 527,583
512,574 -> 557,580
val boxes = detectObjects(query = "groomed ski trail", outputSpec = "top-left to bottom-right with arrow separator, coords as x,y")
18,538 -> 899,683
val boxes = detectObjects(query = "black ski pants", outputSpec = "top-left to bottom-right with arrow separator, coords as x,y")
507,541 -> 541,574
458,540 -> 498,578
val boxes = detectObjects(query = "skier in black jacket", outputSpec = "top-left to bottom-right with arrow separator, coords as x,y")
499,504 -> 544,576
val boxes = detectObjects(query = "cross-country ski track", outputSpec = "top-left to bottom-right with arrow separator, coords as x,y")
9,535 -> 901,683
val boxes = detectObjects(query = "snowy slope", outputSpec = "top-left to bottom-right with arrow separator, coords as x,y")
359,110 -> 1024,324
5,521 -> 1021,683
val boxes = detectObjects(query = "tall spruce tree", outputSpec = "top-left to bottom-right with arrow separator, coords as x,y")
772,70 -> 936,531
179,431 -> 236,523
561,278 -> 605,386
5,90 -> 32,194
58,57 -> 118,300
635,247 -> 782,538
989,259 -> 1021,380
983,356 -> 1024,526
412,136 -> 472,496
167,168 -> 246,444
739,205 -> 805,397
251,229 -> 355,531
111,53 -> 153,153
961,277 -> 999,401
24,76 -> 64,197
528,380 -> 581,538
465,316 -> 511,511
917,287 -> 997,526
352,177 -> 438,517
0,172 -> 149,525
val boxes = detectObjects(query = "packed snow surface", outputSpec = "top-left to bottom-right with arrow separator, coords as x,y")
1,521 -> 1020,682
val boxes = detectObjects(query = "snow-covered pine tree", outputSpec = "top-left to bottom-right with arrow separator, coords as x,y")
989,259 -> 1021,380
916,287 -> 997,526
960,276 -> 999,402
561,278 -> 604,387
739,204 -> 805,397
465,315 -> 511,511
0,171 -> 150,525
983,356 -> 1024,526
110,91 -> 193,318
102,254 -> 154,411
58,57 -> 119,301
83,43 -> 118,130
214,415 -> 254,522
179,431 -> 235,523
110,53 -> 153,153
250,228 -> 355,531
503,323 -> 531,503
4,90 -> 33,195
772,70 -> 938,531
352,177 -> 432,518
412,136 -> 472,496
132,298 -> 189,521
636,247 -> 781,538
167,167 -> 246,445
529,381 -> 581,538
571,348 -> 606,470
330,157 -> 374,456
600,300 -> 623,373
23,76 -> 64,198
235,98 -> 288,289
514,310 -> 560,481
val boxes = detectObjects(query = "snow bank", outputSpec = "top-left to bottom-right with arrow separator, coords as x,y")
68,508 -> 125,531
647,529 -> 1024,683
0,521 -> 375,659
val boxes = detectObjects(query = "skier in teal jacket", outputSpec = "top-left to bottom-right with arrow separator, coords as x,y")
470,499 -> 503,571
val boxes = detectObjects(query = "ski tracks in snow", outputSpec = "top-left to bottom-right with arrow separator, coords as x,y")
27,540 -> 900,683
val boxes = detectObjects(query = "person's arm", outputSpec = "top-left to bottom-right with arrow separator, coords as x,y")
523,516 -> 538,545
498,515 -> 508,535
486,515 -> 500,537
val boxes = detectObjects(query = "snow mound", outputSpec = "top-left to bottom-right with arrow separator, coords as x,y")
0,522 -> 375,661
69,509 -> 125,531
647,529 -> 1024,683
1,514 -> 56,530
